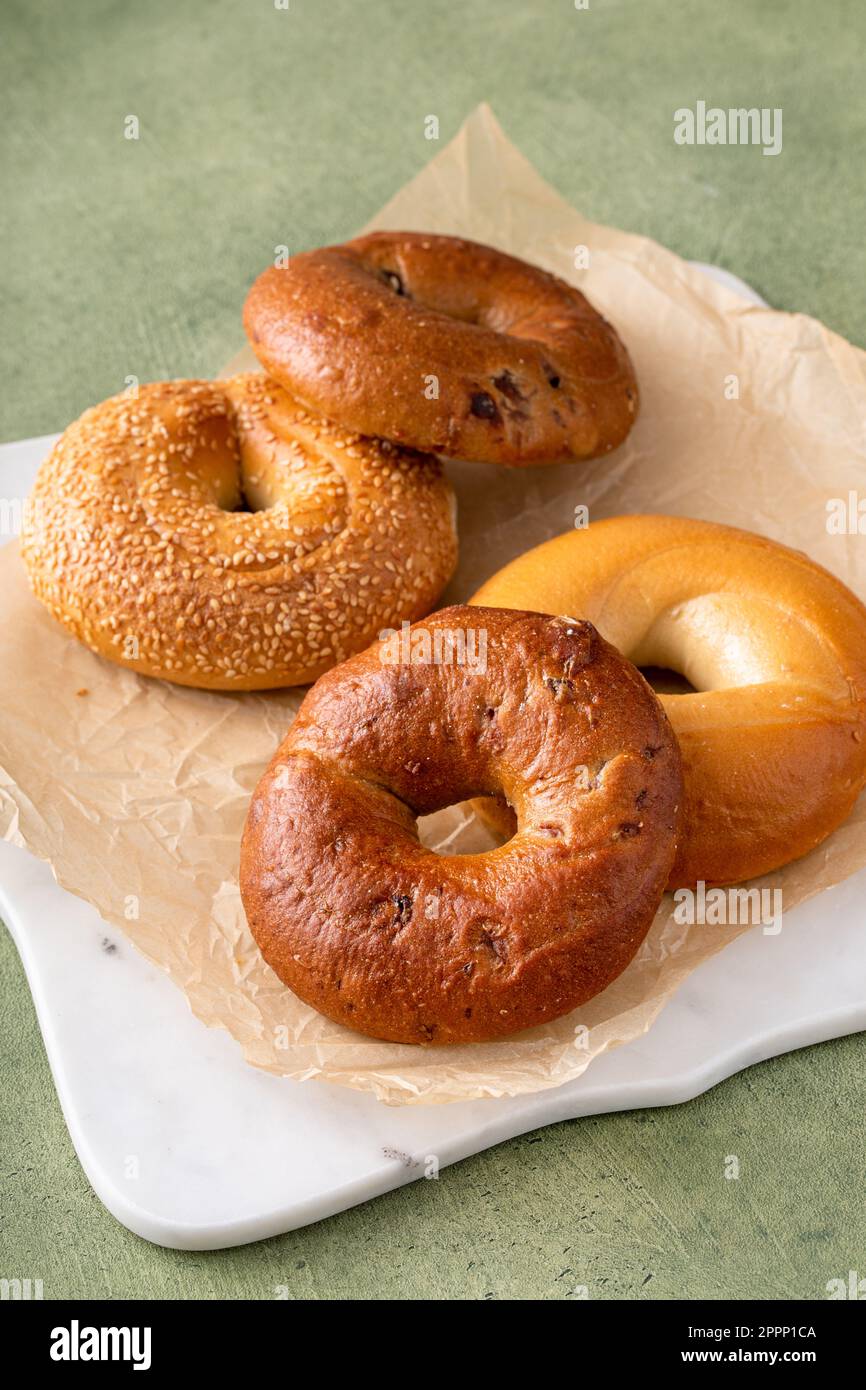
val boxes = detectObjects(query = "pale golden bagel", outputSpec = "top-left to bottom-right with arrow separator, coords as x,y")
21,374 -> 457,691
243,232 -> 638,466
240,607 -> 682,1044
471,516 -> 866,887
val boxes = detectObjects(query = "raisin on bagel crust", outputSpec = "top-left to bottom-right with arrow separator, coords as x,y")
240,606 -> 682,1045
243,232 -> 639,467
21,374 -> 457,691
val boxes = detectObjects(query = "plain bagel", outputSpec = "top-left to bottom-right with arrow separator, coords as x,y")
471,515 -> 866,887
243,231 -> 639,466
240,605 -> 682,1044
21,374 -> 457,691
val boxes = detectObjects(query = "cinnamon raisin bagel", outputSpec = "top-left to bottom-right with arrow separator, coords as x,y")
471,516 -> 866,887
21,374 -> 457,691
240,606 -> 682,1044
243,232 -> 638,467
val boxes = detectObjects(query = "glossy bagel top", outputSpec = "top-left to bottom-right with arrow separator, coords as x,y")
243,232 -> 639,466
471,515 -> 866,886
240,605 -> 681,1044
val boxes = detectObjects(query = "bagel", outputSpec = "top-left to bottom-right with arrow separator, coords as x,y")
240,605 -> 682,1044
243,232 -> 638,467
21,374 -> 457,691
471,516 -> 866,887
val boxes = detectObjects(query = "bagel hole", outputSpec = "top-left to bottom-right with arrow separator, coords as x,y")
417,801 -> 512,856
639,665 -> 697,696
227,483 -> 267,515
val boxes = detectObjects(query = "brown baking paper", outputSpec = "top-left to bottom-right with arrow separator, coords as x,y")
3,104 -> 866,1105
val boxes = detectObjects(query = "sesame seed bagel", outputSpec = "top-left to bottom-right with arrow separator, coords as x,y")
21,374 -> 457,691
240,606 -> 682,1044
470,516 -> 866,887
243,232 -> 639,467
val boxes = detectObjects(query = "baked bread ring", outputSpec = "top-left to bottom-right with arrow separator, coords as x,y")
471,516 -> 866,887
243,232 -> 638,467
240,605 -> 682,1044
21,374 -> 457,691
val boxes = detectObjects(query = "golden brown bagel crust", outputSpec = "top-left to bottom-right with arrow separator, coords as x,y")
243,232 -> 639,467
470,516 -> 866,887
21,374 -> 457,691
240,606 -> 682,1045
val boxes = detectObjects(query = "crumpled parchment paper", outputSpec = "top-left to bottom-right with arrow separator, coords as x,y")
2,104 -> 866,1104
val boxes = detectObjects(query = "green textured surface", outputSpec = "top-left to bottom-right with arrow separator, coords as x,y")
1,0 -> 864,1299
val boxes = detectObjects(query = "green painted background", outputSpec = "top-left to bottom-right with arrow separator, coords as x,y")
1,0 -> 864,1299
